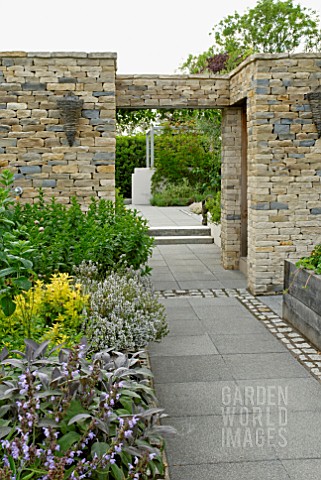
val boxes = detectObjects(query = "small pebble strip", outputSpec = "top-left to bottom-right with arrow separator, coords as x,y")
157,288 -> 321,382
157,288 -> 247,299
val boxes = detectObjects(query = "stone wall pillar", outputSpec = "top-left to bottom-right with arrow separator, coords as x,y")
221,107 -> 243,270
0,52 -> 117,207
245,56 -> 321,295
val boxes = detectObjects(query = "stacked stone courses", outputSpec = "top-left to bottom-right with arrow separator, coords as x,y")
229,54 -> 321,294
0,52 -> 117,206
116,75 -> 230,108
221,108 -> 243,270
1,52 -> 321,294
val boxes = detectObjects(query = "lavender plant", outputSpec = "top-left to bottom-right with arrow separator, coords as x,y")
0,340 -> 174,479
75,263 -> 168,353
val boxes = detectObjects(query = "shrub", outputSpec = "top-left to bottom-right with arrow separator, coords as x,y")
206,191 -> 221,224
0,341 -> 174,479
0,273 -> 88,351
152,123 -> 221,195
76,263 -> 168,354
13,194 -> 153,279
116,135 -> 146,198
152,125 -> 208,190
151,179 -> 208,206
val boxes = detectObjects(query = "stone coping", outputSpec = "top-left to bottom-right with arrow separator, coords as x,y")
117,53 -> 321,80
228,51 -> 321,78
0,51 -> 117,59
2,51 -> 321,82
116,73 -> 229,80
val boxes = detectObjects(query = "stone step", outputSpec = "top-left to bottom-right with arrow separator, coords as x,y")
148,226 -> 211,237
154,235 -> 214,245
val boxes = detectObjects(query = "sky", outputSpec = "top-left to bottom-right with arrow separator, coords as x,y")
1,0 -> 321,74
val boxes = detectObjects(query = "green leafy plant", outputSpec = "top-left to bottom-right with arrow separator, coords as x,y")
75,263 -> 168,354
13,194 -> 153,280
116,135 -> 146,198
151,179 -> 210,207
0,170 -> 35,317
296,244 -> 321,274
206,191 -> 221,224
0,341 -> 174,479
152,123 -> 213,191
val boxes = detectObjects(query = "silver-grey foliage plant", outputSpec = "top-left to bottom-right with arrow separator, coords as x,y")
76,262 -> 168,353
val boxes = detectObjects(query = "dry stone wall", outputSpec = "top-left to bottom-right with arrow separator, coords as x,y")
1,52 -> 321,294
116,75 -> 230,108
221,108 -> 243,270
0,52 -> 116,206
230,54 -> 321,294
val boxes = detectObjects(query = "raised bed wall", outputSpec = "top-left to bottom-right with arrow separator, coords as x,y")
283,260 -> 321,350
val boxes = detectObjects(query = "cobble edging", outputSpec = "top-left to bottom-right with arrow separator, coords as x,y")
157,288 -> 321,382
238,292 -> 321,381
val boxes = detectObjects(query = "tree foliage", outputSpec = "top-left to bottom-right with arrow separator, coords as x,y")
182,0 -> 321,74
116,108 -> 158,135
152,111 -> 222,195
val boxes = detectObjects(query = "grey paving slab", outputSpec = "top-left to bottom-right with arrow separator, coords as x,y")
213,270 -> 247,279
200,317 -> 267,335
162,309 -> 199,322
163,259 -> 205,267
282,459 -> 321,480
236,378 -> 321,412
150,273 -> 177,282
154,380 -> 241,416
150,355 -> 233,383
187,243 -> 220,250
190,303 -> 255,320
150,266 -> 172,274
169,461 -> 290,480
275,410 -> 321,459
149,334 -> 219,356
219,279 -> 248,289
162,415 -> 278,464
177,280 -> 224,289
168,272 -> 217,281
166,319 -> 206,336
131,205 -> 201,227
211,333 -> 288,354
148,260 -> 167,267
168,265 -> 214,273
137,206 -> 321,478
151,281 -> 179,290
159,255 -> 200,263
188,297 -> 241,307
223,353 -> 310,380
258,295 -> 283,317
160,301 -> 198,320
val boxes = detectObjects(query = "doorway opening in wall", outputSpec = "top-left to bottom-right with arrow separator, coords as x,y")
115,108 -> 222,234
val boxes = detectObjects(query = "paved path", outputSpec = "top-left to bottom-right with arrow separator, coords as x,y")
134,206 -> 321,480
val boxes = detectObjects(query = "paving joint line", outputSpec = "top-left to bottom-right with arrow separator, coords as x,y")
156,288 -> 321,382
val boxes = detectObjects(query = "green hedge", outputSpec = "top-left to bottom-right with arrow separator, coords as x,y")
116,135 -> 146,198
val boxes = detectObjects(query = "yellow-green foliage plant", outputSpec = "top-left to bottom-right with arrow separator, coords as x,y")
0,273 -> 88,351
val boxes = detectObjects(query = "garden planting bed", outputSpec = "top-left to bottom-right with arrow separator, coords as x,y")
283,259 -> 321,351
0,169 -> 171,479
